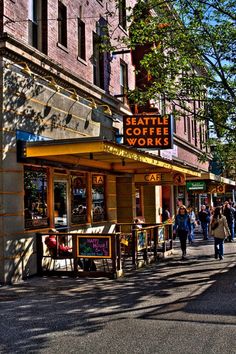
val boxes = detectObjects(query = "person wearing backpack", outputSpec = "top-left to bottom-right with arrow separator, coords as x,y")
173,206 -> 191,260
211,206 -> 231,260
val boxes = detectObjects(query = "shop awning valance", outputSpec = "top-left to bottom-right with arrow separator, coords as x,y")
187,172 -> 236,186
23,137 -> 201,177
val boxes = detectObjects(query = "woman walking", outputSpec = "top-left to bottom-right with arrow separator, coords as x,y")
173,206 -> 191,260
188,206 -> 196,244
210,206 -> 230,260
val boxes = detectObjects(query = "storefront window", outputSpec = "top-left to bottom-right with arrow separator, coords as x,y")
54,180 -> 68,227
92,175 -> 105,222
24,166 -> 48,229
136,187 -> 142,216
71,175 -> 87,224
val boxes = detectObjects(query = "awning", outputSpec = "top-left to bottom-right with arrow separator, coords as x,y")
23,137 -> 201,177
187,172 -> 235,186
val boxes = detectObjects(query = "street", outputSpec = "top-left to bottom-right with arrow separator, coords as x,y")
1,235 -> 236,354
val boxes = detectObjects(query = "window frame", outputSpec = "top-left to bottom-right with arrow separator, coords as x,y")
28,0 -> 48,54
119,0 -> 127,31
78,17 -> 86,61
120,60 -> 128,103
58,0 -> 67,48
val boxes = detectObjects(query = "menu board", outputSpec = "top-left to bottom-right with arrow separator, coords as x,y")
137,230 -> 147,251
77,235 -> 112,258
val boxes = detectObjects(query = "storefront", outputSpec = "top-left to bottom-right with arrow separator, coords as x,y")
186,173 -> 236,211
21,137 -> 201,231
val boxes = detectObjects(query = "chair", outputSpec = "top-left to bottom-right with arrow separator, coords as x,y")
44,233 -> 73,271
47,247 -> 73,271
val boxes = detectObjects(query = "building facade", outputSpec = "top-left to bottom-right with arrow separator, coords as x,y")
0,0 -> 234,284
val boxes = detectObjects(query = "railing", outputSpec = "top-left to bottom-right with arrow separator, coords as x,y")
116,222 -> 173,270
36,222 -> 173,278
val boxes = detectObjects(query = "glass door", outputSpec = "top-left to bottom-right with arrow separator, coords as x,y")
54,180 -> 68,227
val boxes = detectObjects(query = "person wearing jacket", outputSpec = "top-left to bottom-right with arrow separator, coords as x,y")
173,206 -> 191,260
187,206 -> 196,244
198,205 -> 210,240
210,206 -> 231,260
45,229 -> 72,257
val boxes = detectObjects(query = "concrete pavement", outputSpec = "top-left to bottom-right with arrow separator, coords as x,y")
0,233 -> 236,354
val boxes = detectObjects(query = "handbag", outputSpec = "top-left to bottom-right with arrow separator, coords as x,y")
211,220 -> 219,230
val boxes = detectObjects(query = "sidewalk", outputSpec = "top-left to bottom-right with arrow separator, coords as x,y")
0,231 -> 236,354
0,230 -> 235,294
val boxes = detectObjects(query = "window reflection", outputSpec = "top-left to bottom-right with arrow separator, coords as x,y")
54,181 -> 68,227
92,175 -> 105,222
24,166 -> 48,229
71,175 -> 87,224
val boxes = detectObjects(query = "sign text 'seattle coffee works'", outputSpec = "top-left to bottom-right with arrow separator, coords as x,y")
123,114 -> 173,149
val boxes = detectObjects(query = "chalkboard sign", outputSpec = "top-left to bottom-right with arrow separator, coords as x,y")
137,230 -> 147,251
77,235 -> 112,258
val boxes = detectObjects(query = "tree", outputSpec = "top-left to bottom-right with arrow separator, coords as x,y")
111,0 -> 236,174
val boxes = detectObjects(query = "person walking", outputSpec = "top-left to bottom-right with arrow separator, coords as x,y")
198,205 -> 210,240
173,206 -> 191,260
210,206 -> 231,260
223,201 -> 235,242
187,206 -> 196,244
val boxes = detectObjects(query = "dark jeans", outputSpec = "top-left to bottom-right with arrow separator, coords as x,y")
201,222 -> 209,240
214,237 -> 224,259
228,222 -> 234,241
178,230 -> 188,255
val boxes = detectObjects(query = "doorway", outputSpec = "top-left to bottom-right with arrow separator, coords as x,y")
54,180 -> 68,227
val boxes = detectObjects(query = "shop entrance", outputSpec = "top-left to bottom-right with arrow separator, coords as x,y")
54,180 -> 68,227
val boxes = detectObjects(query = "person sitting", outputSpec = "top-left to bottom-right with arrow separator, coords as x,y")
45,228 -> 72,257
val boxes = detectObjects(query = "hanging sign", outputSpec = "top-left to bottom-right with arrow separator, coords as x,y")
209,184 -> 225,194
173,173 -> 185,185
123,114 -> 173,149
186,181 -> 206,191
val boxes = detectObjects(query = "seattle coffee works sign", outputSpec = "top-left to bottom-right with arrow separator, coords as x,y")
123,114 -> 173,149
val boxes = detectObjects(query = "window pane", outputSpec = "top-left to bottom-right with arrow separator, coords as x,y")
24,166 -> 48,229
92,175 -> 105,222
78,18 -> 86,60
119,0 -> 127,30
54,181 -> 68,227
58,1 -> 67,47
71,175 -> 87,224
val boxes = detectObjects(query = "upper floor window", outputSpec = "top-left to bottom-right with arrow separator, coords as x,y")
58,1 -> 67,47
93,32 -> 104,89
120,60 -> 128,103
119,0 -> 127,30
78,18 -> 86,61
183,113 -> 187,134
28,0 -> 48,54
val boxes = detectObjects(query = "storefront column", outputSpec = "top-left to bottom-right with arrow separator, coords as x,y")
106,175 -> 117,222
116,176 -> 136,223
143,185 -> 162,223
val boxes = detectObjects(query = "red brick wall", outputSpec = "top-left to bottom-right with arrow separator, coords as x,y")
3,0 -> 136,96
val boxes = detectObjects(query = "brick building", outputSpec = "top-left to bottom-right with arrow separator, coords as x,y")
0,0 -> 234,283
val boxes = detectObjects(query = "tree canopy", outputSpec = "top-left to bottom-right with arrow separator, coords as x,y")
110,0 -> 236,175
